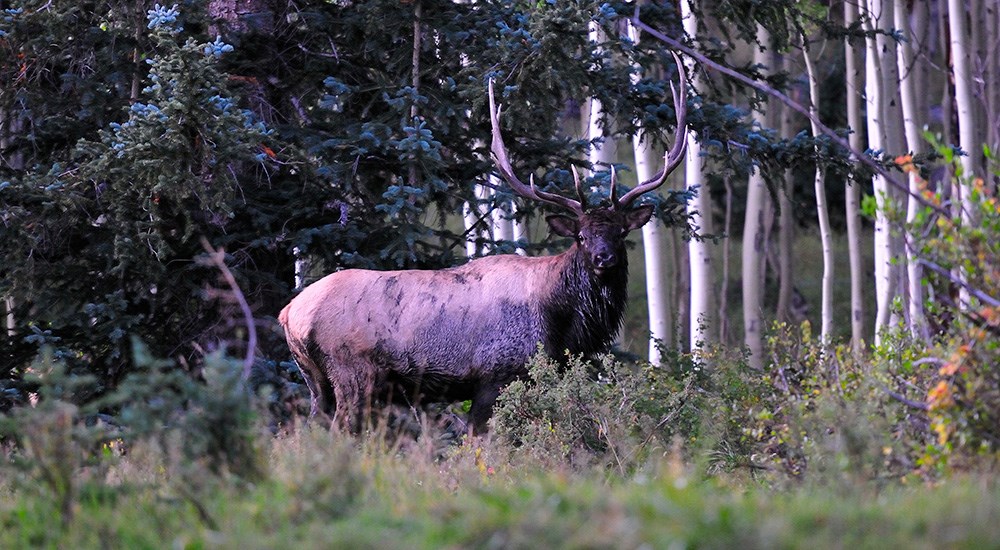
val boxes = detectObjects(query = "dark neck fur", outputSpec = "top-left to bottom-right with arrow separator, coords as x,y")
541,246 -> 628,356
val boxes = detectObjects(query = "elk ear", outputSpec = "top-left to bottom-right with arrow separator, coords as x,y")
546,214 -> 579,237
625,205 -> 655,231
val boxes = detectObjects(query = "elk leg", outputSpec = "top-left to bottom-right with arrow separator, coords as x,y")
469,384 -> 502,434
289,351 -> 335,420
330,359 -> 376,433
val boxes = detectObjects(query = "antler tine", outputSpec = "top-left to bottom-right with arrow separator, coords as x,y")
488,79 -> 584,215
571,165 -> 588,210
609,165 -> 620,209
528,173 -> 581,208
618,51 -> 689,207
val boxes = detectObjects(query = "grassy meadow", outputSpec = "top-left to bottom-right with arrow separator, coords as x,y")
2,424 -> 999,549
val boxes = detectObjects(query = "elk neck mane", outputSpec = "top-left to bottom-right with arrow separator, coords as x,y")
540,243 -> 628,356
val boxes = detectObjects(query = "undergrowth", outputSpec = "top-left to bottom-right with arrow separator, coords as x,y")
1,153 -> 998,548
3,327 -> 998,548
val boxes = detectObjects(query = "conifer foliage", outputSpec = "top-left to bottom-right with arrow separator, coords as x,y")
2,1 -> 705,405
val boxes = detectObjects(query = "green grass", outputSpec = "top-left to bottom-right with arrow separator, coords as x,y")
2,427 -> 997,549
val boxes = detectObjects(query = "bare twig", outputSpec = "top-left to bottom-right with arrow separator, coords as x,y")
199,237 -> 257,380
878,383 -> 930,411
917,259 -> 1000,307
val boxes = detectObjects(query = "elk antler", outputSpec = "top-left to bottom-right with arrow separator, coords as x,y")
488,79 -> 585,216
617,51 -> 689,208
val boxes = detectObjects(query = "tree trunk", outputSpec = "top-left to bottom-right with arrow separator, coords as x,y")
672,209 -> 690,351
628,20 -> 673,361
682,0 -> 716,352
802,42 -> 835,344
719,176 -> 734,343
490,176 -> 515,246
741,24 -> 773,370
588,22 -> 616,174
938,0 -> 954,207
845,0 -> 867,356
865,0 -> 896,345
986,1 -> 1000,163
895,0 -> 928,339
463,198 -> 482,257
949,0 -> 979,308
4,296 -> 13,337
776,75 -> 796,324
463,181 -> 494,257
949,0 -> 979,189
511,201 -> 528,256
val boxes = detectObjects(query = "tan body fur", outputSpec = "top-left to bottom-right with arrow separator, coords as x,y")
279,248 -> 580,431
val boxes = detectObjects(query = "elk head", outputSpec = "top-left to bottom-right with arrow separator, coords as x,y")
487,52 -> 688,274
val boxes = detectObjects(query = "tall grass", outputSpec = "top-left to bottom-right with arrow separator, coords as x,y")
2,424 -> 998,549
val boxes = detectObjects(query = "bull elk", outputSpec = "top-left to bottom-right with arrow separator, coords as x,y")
279,53 -> 688,433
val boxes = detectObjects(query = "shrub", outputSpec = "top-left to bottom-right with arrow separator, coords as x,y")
0,349 -> 119,526
491,348 -> 698,473
104,339 -> 266,482
907,142 -> 1000,470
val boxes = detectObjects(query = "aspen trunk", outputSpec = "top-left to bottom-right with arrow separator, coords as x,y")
949,0 -> 979,308
682,0 -> 716,352
864,0 -> 896,344
895,0 -> 928,338
844,0 -> 867,355
741,24 -> 773,370
776,71 -> 796,325
628,20 -> 673,361
802,43 -> 835,344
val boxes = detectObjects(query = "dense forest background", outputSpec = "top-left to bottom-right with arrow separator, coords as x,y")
0,1 -> 998,545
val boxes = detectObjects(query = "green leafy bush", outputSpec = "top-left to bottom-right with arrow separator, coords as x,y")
905,142 -> 1000,470
104,339 -> 266,482
491,348 -> 698,473
0,349 -> 119,526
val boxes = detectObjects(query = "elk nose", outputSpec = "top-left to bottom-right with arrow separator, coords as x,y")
594,251 -> 615,268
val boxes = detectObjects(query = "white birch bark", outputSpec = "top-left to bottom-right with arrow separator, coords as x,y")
719,177 -> 734,343
1,97 -> 22,336
949,0 -> 979,203
636,141 -> 673,359
895,0 -> 928,338
879,0 -> 910,328
587,20 -> 622,347
949,0 -> 978,308
462,200 -> 482,257
864,0 -> 896,344
741,24 -> 772,370
682,0 -> 716,352
463,175 -> 493,257
628,21 -> 672,361
511,201 -> 528,256
845,0 -> 867,355
802,43 -> 835,344
490,175 -> 515,246
292,247 -> 309,291
588,21 -> 617,175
